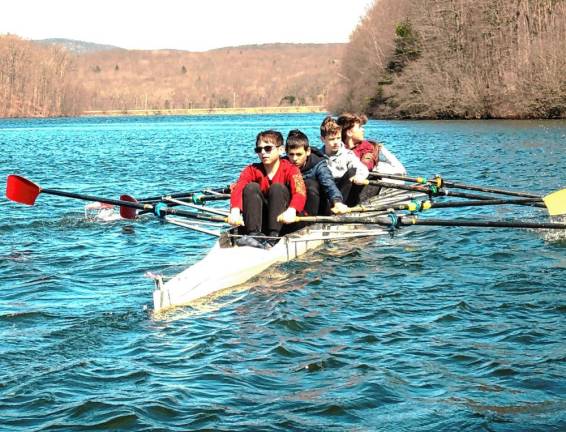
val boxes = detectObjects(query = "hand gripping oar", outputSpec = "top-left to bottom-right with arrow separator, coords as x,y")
5,175 -> 227,224
294,214 -> 566,230
370,172 -> 566,215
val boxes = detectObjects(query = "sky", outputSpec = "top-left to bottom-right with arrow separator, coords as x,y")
1,0 -> 373,51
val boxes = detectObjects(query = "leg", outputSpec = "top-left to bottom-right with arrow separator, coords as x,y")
359,183 -> 382,202
303,178 -> 321,216
285,178 -> 320,233
242,182 -> 266,235
346,183 -> 365,206
336,167 -> 365,206
266,183 -> 290,236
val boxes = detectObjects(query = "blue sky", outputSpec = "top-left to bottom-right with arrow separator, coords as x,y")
1,0 -> 373,51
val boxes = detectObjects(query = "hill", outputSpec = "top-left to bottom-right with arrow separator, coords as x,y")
75,43 -> 344,111
0,35 -> 343,117
35,38 -> 123,54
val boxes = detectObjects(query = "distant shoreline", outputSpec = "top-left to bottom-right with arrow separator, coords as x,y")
81,106 -> 326,117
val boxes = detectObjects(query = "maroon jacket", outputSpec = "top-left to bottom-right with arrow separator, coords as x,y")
353,140 -> 379,171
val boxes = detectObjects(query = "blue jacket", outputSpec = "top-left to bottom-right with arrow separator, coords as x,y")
301,149 -> 343,204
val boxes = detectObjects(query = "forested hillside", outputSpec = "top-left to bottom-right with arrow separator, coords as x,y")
0,35 -> 84,117
330,0 -> 566,119
2,0 -> 564,119
75,44 -> 343,111
0,36 -> 342,117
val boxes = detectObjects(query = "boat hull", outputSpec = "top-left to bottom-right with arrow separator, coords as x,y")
153,188 -> 418,313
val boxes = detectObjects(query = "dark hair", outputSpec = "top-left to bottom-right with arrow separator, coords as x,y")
319,116 -> 341,138
285,129 -> 309,151
336,113 -> 367,143
256,130 -> 284,147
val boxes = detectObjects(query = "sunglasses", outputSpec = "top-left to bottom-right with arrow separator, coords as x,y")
254,145 -> 279,154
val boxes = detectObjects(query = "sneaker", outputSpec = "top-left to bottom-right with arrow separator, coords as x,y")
261,237 -> 280,248
235,233 -> 267,249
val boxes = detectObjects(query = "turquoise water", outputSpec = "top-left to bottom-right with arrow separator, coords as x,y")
1,114 -> 565,431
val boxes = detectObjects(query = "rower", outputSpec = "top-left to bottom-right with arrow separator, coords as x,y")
285,129 -> 348,216
319,116 -> 369,207
228,130 -> 306,248
337,113 -> 406,199
337,112 -> 406,175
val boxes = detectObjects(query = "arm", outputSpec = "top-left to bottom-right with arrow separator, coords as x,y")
229,165 -> 255,225
287,168 -> 306,213
355,141 -> 377,171
347,151 -> 369,184
315,160 -> 343,205
278,165 -> 306,224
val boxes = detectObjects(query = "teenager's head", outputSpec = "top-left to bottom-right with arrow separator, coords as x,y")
337,113 -> 367,148
285,129 -> 311,169
255,130 -> 284,165
319,116 -> 342,155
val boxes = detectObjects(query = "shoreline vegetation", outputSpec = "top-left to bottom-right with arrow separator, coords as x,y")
81,106 -> 325,117
1,1 -> 564,120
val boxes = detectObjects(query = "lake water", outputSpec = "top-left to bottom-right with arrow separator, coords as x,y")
1,114 -> 565,431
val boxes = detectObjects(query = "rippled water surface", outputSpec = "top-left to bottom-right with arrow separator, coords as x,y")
1,115 -> 565,431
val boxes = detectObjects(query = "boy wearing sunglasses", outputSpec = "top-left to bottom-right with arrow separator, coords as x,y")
228,130 -> 306,247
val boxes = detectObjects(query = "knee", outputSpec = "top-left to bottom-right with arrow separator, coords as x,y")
268,183 -> 289,198
243,182 -> 261,198
345,167 -> 356,178
304,178 -> 320,198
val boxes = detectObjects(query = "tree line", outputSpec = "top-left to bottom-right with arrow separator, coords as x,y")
2,0 -> 564,119
0,35 -> 84,117
329,0 -> 565,119
0,37 -> 342,117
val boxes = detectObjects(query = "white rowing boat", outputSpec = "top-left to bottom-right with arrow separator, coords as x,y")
152,188 -> 422,313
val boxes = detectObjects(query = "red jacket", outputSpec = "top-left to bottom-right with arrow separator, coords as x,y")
353,140 -> 379,171
230,159 -> 306,212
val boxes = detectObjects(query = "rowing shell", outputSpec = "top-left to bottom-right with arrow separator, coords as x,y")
152,188 -> 421,313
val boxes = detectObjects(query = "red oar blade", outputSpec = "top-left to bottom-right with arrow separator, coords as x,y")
6,175 -> 41,205
119,195 -> 139,219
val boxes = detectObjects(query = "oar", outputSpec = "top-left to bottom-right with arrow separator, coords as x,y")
350,197 -> 544,214
5,175 -> 227,224
366,180 -> 548,209
543,189 -> 566,216
370,173 -> 566,215
139,192 -> 230,204
163,197 -> 229,216
137,187 -> 230,203
369,172 -> 541,197
295,214 -> 566,230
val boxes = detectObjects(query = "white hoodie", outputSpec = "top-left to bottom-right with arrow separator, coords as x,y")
320,143 -> 369,180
